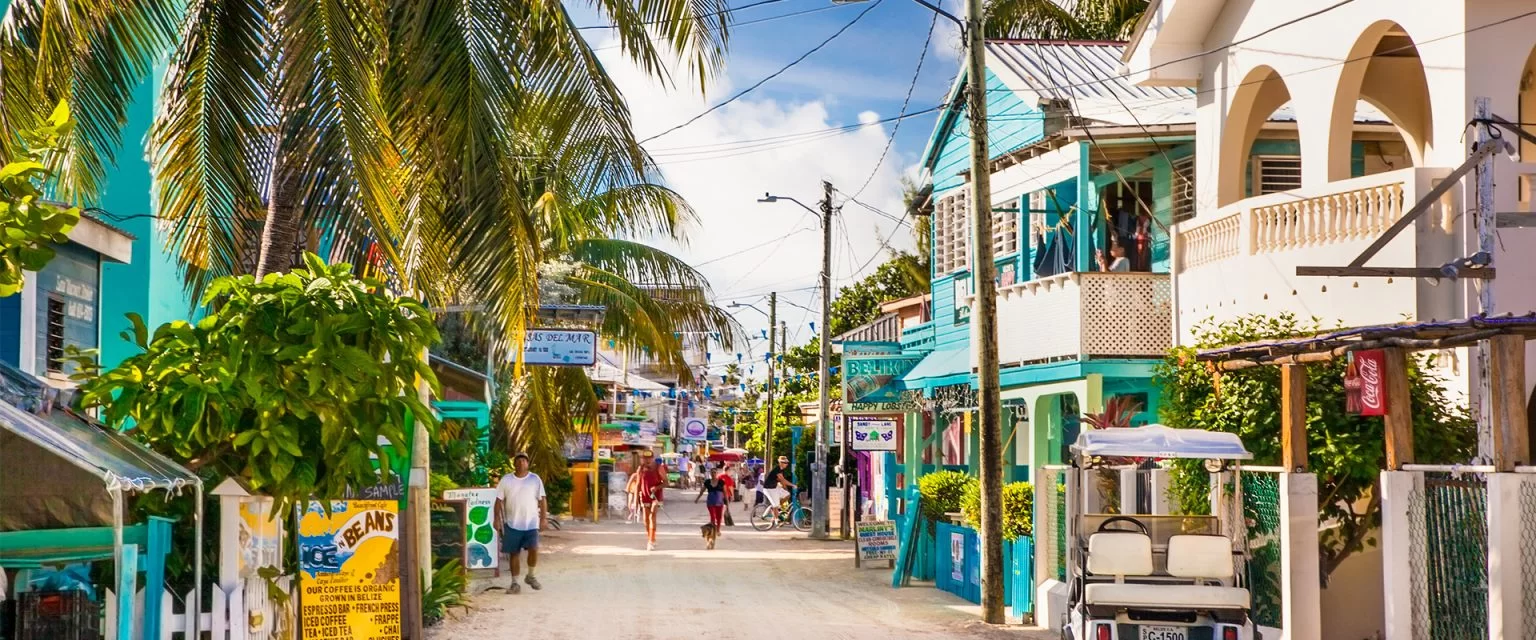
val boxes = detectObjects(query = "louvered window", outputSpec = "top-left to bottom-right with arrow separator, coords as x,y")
1253,155 -> 1302,195
993,198 -> 1019,257
45,295 -> 65,373
1171,155 -> 1197,222
935,189 -> 971,274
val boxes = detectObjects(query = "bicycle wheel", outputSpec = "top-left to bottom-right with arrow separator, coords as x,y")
791,506 -> 812,532
749,504 -> 776,531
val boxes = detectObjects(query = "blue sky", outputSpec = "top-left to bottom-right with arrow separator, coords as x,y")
572,0 -> 964,354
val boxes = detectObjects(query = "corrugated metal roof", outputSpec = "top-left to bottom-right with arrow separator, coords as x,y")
832,312 -> 901,345
985,40 -> 1196,126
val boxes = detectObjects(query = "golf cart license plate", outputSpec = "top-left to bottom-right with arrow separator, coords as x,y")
1139,627 -> 1187,640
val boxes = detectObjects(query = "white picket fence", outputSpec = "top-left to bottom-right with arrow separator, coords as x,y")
104,575 -> 294,640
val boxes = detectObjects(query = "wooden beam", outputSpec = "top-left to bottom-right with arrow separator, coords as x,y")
1281,364 -> 1308,472
1496,212 -> 1536,228
1383,348 -> 1414,469
1348,140 -> 1499,267
1488,335 -> 1530,470
1295,266 -> 1496,279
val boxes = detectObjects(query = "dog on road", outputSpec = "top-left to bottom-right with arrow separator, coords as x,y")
700,522 -> 719,549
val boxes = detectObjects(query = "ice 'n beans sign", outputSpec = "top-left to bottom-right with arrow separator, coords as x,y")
841,341 -> 920,409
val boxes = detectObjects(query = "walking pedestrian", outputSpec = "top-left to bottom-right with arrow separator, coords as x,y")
494,452 -> 546,594
636,454 -> 667,551
719,464 -> 737,526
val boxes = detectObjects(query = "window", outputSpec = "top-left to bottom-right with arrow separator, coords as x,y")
1253,155 -> 1302,195
45,295 -> 65,373
993,198 -> 1019,257
934,188 -> 971,274
1171,155 -> 1197,223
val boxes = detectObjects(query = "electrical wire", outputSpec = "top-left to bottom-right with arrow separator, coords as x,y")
640,0 -> 885,144
847,8 -> 938,201
590,4 -> 844,52
577,0 -> 785,30
692,227 -> 816,266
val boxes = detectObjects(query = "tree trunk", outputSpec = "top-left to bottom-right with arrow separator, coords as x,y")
254,138 -> 303,278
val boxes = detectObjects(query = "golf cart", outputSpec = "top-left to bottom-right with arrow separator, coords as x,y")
1062,425 -> 1261,640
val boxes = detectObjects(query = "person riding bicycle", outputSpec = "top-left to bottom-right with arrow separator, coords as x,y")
761,456 -> 796,517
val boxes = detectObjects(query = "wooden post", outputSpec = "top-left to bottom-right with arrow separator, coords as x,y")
1281,365 -> 1308,472
1488,335 -> 1529,470
1382,348 -> 1414,469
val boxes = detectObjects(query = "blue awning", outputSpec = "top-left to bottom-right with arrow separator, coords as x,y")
900,345 -> 972,387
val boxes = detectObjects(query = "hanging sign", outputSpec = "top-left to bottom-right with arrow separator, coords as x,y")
441,488 -> 500,570
520,328 -> 597,366
1344,350 -> 1387,416
842,341 -> 921,409
681,417 -> 708,441
848,415 -> 900,451
299,500 -> 401,640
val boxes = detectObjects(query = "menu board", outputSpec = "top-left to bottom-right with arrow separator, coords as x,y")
429,500 -> 469,569
299,500 -> 402,640
441,488 -> 500,569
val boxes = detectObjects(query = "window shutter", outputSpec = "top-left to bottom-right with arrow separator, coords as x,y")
1253,156 -> 1302,195
1172,155 -> 1197,223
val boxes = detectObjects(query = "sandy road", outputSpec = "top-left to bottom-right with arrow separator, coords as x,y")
427,488 -> 1051,640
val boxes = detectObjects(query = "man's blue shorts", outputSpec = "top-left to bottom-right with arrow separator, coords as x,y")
501,526 -> 538,553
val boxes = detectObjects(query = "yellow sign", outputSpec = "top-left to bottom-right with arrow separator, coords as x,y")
298,500 -> 401,640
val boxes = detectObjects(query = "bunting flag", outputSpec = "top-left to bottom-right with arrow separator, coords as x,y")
736,353 -> 743,363
809,321 -> 816,332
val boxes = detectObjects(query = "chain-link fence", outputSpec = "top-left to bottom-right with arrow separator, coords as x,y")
1037,466 -> 1069,582
1519,478 -> 1536,637
1240,471 -> 1283,629
1410,472 -> 1489,640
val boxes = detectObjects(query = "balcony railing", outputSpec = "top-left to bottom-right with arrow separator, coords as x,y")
1173,166 -> 1458,340
900,321 -> 935,351
993,272 -> 1172,365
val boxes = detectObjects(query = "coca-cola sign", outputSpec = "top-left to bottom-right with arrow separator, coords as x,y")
1345,350 -> 1387,416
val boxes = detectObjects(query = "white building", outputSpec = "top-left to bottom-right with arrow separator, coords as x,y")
1124,2 -> 1536,638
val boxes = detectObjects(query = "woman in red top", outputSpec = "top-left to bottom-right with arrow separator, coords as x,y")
637,456 -> 667,551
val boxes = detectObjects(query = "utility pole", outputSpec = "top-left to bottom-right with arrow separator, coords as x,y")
813,180 -> 834,540
1474,96 -> 1497,460
765,292 -> 777,468
964,0 -> 1005,623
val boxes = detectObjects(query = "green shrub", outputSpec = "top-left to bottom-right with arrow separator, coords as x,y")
917,470 -> 976,522
544,468 -> 574,515
429,472 -> 459,498
961,481 -> 1034,540
422,560 -> 469,626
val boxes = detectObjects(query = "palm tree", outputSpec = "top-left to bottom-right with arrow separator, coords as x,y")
3,0 -> 732,347
985,0 -> 1148,40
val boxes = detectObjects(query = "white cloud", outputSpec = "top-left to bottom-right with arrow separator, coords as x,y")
596,46 -> 918,348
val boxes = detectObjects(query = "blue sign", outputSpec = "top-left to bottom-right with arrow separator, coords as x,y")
841,341 -> 921,406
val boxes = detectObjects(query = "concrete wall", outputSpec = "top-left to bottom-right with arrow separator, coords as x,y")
1320,543 -> 1386,640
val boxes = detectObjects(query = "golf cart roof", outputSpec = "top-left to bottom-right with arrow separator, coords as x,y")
1070,425 -> 1253,460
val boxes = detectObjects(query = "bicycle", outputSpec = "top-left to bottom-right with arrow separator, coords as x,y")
749,488 -> 811,532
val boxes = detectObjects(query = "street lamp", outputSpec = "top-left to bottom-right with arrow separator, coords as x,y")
823,0 -> 1003,623
760,185 -> 835,541
728,297 -> 780,472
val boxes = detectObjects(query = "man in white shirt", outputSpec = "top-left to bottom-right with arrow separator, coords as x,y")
495,452 -> 547,594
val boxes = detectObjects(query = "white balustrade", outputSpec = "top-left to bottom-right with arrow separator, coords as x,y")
994,272 -> 1172,365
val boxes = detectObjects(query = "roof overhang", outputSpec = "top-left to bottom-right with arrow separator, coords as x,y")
68,215 -> 133,264
1121,0 -> 1226,87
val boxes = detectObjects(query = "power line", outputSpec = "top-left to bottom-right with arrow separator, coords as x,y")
848,9 -> 938,201
640,0 -> 885,144
590,4 -> 844,52
692,227 -> 816,266
577,0 -> 785,30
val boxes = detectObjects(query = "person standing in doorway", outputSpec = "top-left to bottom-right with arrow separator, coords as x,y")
495,452 -> 546,594
637,454 -> 667,550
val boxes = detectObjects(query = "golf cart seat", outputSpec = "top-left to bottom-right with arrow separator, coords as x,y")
1083,532 -> 1251,610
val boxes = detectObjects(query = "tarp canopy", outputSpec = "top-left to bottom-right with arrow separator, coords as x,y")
1070,425 -> 1253,461
0,362 -> 198,531
900,345 -> 971,387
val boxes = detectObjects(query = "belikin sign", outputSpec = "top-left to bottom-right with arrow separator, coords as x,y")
1344,350 -> 1387,416
841,341 -> 920,408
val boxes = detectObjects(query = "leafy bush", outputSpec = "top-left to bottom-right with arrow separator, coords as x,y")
429,472 -> 459,498
422,560 -> 469,626
962,481 -> 1034,540
545,468 -> 574,515
917,470 -> 976,522
0,102 -> 80,297
1157,313 -> 1476,584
